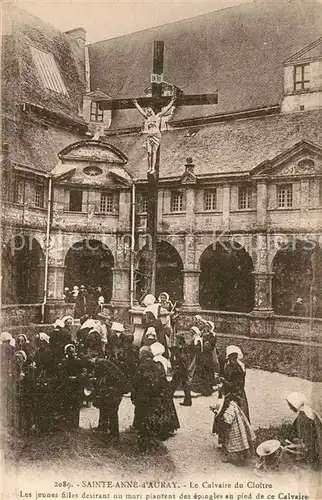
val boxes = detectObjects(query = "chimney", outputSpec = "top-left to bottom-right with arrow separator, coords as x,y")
185,157 -> 195,175
65,27 -> 86,51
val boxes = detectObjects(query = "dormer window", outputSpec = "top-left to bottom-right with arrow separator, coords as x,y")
294,64 -> 310,91
30,46 -> 68,96
90,101 -> 103,122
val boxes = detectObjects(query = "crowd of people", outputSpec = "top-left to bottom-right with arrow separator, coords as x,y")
1,294 -> 321,469
63,285 -> 106,318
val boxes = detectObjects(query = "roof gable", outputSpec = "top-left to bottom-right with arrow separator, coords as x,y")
53,140 -> 131,186
284,36 -> 322,65
84,89 -> 111,100
252,140 -> 322,179
58,140 -> 127,164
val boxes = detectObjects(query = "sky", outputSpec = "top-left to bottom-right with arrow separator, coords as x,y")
10,0 -> 251,44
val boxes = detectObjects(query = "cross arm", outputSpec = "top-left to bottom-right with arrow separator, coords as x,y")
97,92 -> 218,111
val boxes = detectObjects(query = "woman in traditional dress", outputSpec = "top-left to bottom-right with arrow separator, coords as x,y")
14,334 -> 32,359
61,344 -> 86,429
141,326 -> 158,348
158,292 -> 174,345
286,392 -> 322,469
189,325 -> 215,396
50,318 -> 73,363
220,345 -> 250,420
142,295 -> 168,356
93,358 -> 129,441
131,342 -> 179,452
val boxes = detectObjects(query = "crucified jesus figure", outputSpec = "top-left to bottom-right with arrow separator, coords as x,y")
133,96 -> 176,176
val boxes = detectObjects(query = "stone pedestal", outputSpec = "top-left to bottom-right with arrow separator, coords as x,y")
181,270 -> 200,310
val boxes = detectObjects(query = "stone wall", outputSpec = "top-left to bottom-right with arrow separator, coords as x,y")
0,304 -> 42,327
177,309 -> 322,343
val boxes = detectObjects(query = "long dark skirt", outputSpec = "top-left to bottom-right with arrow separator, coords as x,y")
134,393 -> 179,443
190,352 -> 214,396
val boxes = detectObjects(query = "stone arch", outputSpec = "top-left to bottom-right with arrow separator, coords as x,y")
64,238 -> 114,303
135,240 -> 184,304
199,240 -> 254,311
1,234 -> 45,304
272,238 -> 322,316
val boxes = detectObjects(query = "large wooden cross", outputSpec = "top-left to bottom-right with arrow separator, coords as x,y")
96,41 -> 218,298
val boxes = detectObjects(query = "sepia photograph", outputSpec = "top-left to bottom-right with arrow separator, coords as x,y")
1,0 -> 322,498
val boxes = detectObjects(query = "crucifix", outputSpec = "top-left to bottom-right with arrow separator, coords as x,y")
96,41 -> 218,297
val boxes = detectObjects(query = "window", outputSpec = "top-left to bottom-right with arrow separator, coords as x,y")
139,192 -> 148,213
13,176 -> 24,204
30,46 -> 68,96
90,101 -> 103,122
294,64 -> 310,91
238,186 -> 253,210
69,189 -> 83,212
34,184 -> 45,208
277,184 -> 293,208
100,192 -> 113,213
204,189 -> 217,211
170,191 -> 183,212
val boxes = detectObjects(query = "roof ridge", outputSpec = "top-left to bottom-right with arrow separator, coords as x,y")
9,5 -> 63,36
87,0 -> 254,47
284,35 -> 322,63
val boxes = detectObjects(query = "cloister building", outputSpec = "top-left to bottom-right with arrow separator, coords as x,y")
2,0 -> 322,345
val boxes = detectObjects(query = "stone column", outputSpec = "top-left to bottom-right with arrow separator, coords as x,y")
111,267 -> 130,308
111,232 -> 131,309
185,187 -> 196,230
256,180 -> 268,227
252,271 -> 274,312
37,264 -> 46,302
181,270 -> 200,310
249,232 -> 274,338
222,184 -> 230,228
118,190 -> 131,232
47,264 -> 65,302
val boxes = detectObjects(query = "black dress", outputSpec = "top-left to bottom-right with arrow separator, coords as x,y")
93,358 -> 129,439
190,335 -> 216,396
131,359 -> 180,451
61,356 -> 86,429
221,360 -> 250,421
288,410 -> 322,469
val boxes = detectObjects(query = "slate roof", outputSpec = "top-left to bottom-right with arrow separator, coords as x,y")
88,0 -> 322,130
2,4 -> 86,124
3,114 -> 85,174
106,109 -> 322,181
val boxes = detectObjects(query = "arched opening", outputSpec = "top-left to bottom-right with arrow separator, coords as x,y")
64,239 -> 114,302
199,241 -> 254,311
135,241 -> 184,304
1,235 -> 44,304
272,239 -> 322,317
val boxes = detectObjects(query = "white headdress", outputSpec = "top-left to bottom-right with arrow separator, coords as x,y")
226,345 -> 245,371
